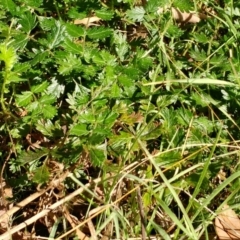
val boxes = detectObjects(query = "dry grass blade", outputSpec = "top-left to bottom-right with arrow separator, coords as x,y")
0,175 -> 104,240
0,170 -> 70,227
0,187 -> 49,231
87,219 -> 97,240
215,204 -> 240,239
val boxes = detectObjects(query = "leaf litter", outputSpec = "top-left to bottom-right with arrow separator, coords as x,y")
215,204 -> 240,240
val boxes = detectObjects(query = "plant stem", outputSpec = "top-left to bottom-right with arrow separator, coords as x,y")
1,71 -> 17,119
1,71 -> 8,114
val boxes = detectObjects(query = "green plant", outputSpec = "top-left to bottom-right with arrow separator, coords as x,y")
1,0 -> 240,239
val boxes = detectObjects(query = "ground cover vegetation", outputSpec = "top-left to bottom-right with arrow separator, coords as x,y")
0,0 -> 240,239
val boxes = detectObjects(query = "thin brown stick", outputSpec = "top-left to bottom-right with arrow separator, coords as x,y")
56,186 -> 138,239
0,176 -> 103,240
0,187 -> 49,226
0,170 -> 70,223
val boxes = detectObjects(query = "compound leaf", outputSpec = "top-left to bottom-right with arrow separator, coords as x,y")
87,26 -> 112,39
126,7 -> 145,22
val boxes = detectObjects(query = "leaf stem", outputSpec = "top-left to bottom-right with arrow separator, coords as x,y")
1,70 -> 17,120
1,71 -> 8,114
53,0 -> 62,20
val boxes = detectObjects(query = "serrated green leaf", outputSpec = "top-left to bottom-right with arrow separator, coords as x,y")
76,93 -> 89,105
16,91 -> 33,107
23,0 -> 43,8
114,32 -> 129,61
126,7 -> 145,22
119,75 -> 136,97
103,65 -> 115,84
160,108 -> 177,133
10,34 -> 28,50
165,24 -> 184,38
1,0 -> 16,14
82,64 -> 97,79
111,82 -> 121,98
156,151 -> 181,167
17,149 -> 48,165
69,124 -> 89,136
93,127 -> 111,137
78,112 -> 95,123
146,0 -> 167,12
48,21 -> 66,49
173,0 -> 193,11
38,16 -> 55,31
62,38 -> 83,54
91,51 -> 105,65
36,119 -> 55,136
19,12 -> 37,33
118,75 -> 133,86
226,7 -> 240,17
13,62 -> 30,74
65,23 -> 84,37
103,112 -> 118,127
88,132 -> 106,145
140,122 -> 162,140
189,50 -> 207,61
123,66 -> 139,79
42,105 -> 57,119
54,50 -> 68,60
116,44 -> 128,61
87,27 -> 112,39
109,132 -> 134,149
191,33 -> 208,44
10,128 -> 20,138
68,8 -> 86,19
39,94 -> 56,104
92,99 -> 108,109
95,9 -> 114,20
176,108 -> 193,127
7,73 -> 27,83
209,55 -> 226,65
47,78 -> 65,98
188,128 -> 207,144
31,51 -> 49,65
27,101 -> 40,111
33,164 -> 50,184
156,95 -> 176,108
193,117 -> 214,134
135,57 -> 153,72
89,146 -> 105,167
0,44 -> 18,71
58,54 -> 82,75
100,50 -> 116,65
143,192 -> 152,207
31,82 -> 49,93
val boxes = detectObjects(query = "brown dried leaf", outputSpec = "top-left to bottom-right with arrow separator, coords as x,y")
171,8 -> 201,23
0,208 -> 8,230
215,204 -> 240,239
157,7 -> 206,23
74,16 -> 101,26
129,112 -> 144,123
4,187 -> 13,199
63,206 -> 89,240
